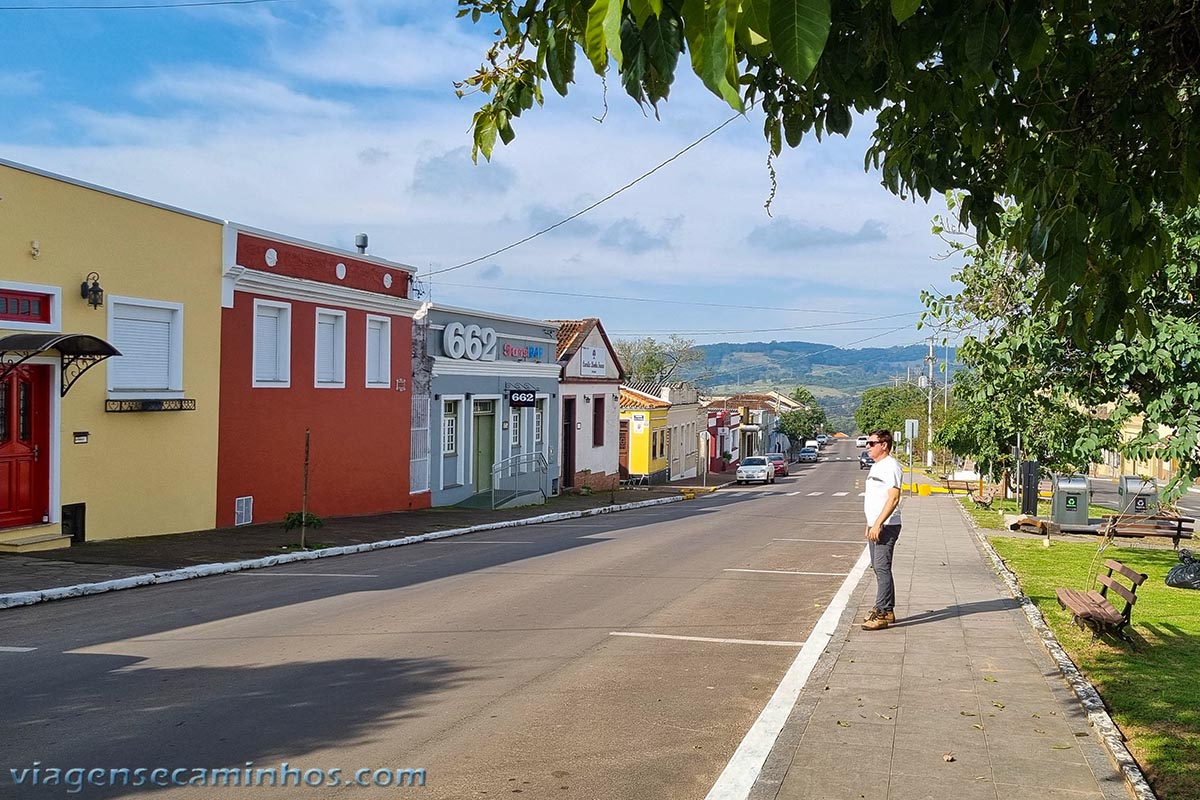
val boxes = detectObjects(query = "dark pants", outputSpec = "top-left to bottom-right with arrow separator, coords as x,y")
869,524 -> 902,613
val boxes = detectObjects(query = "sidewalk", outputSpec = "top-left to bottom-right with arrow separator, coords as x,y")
751,494 -> 1137,800
0,470 -> 740,597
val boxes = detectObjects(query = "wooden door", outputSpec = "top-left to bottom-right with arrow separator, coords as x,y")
0,365 -> 50,528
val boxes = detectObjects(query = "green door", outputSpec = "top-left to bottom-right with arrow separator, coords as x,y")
473,402 -> 495,492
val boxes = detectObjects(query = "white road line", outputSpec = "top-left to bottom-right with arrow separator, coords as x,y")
609,632 -> 805,647
786,491 -> 801,496
806,491 -> 823,496
772,538 -> 863,544
706,547 -> 872,800
833,491 -> 849,496
723,568 -> 850,576
858,492 -> 866,496
0,646 -> 37,652
237,572 -> 379,578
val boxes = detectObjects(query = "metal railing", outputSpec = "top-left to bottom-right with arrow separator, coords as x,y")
491,452 -> 549,510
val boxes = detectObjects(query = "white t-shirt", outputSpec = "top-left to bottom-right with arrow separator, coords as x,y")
864,454 -> 903,526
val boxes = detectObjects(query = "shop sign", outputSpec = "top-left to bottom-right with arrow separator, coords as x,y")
502,343 -> 545,360
509,390 -> 536,407
443,322 -> 498,361
580,346 -> 606,376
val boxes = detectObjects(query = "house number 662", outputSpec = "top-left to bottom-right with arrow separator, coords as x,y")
443,322 -> 498,361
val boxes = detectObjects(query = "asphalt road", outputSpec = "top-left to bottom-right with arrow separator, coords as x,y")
0,442 -> 872,800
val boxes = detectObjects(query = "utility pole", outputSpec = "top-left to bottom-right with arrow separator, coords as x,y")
925,339 -> 935,468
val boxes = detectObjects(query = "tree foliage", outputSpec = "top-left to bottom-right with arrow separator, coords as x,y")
457,0 -> 1200,342
853,385 -> 924,437
776,407 -> 825,444
925,200 -> 1200,497
615,334 -> 705,382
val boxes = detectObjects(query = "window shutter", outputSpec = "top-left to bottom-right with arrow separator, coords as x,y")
316,318 -> 336,383
366,319 -> 387,385
112,311 -> 171,390
255,309 -> 280,381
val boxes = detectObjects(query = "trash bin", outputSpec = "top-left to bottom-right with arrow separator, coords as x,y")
1118,475 -> 1158,514
1051,474 -> 1091,527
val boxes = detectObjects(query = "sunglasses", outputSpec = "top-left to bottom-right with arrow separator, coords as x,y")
865,440 -> 884,446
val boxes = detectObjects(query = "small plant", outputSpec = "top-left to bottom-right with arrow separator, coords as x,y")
282,511 -> 324,532
578,469 -> 593,495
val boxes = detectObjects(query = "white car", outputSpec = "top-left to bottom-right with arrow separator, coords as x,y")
856,435 -> 868,448
736,456 -> 775,484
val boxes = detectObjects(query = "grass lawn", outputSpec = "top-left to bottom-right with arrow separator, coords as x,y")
988,537 -> 1200,800
962,497 -> 1116,530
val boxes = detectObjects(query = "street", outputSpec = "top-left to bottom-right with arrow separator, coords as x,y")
1,443 -> 871,799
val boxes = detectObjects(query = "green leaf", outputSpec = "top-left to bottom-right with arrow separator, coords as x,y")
584,0 -> 623,74
737,0 -> 772,57
630,0 -> 656,26
769,0 -> 831,84
826,103 -> 852,136
546,26 -> 577,97
891,0 -> 920,23
964,2 -> 1005,79
682,0 -> 742,108
1008,0 -> 1048,71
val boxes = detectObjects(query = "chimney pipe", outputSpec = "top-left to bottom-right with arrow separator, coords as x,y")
354,233 -> 368,254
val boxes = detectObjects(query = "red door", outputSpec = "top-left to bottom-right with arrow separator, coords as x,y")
0,365 -> 50,528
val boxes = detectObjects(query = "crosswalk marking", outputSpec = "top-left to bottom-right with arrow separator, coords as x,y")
786,491 -> 801,496
833,491 -> 848,496
0,646 -> 36,653
610,631 -> 804,647
806,491 -> 823,496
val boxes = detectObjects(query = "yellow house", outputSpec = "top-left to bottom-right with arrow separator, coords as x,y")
618,386 -> 671,484
1,159 -> 223,549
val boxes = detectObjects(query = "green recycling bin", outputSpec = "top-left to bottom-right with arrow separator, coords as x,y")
1051,475 -> 1091,527
1118,475 -> 1158,514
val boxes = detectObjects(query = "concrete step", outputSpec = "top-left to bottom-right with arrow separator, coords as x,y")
0,531 -> 73,553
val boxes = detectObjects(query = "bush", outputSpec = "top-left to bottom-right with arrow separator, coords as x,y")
282,511 -> 324,532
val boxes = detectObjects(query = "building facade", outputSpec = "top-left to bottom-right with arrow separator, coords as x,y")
215,225 -> 424,527
1,159 -> 223,548
551,319 -> 623,491
420,306 -> 560,506
625,380 -> 702,480
618,386 -> 671,484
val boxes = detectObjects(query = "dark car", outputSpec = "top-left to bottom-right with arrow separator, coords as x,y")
859,450 -> 875,470
766,453 -> 789,477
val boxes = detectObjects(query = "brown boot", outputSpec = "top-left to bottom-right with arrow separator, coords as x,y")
862,612 -> 893,630
862,609 -> 895,624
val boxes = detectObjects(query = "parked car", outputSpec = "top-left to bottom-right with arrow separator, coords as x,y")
816,434 -> 829,448
797,447 -> 819,463
766,453 -> 789,477
856,435 -> 868,448
736,456 -> 775,484
859,450 -> 875,469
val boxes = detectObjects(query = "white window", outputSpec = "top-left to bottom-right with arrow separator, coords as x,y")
365,315 -> 391,388
314,308 -> 346,388
108,296 -> 183,398
443,400 -> 459,454
511,408 -> 522,446
253,300 -> 291,387
535,400 -> 545,444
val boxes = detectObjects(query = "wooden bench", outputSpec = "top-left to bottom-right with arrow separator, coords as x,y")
969,485 -> 1001,510
1099,513 -> 1195,549
942,478 -> 977,495
1055,559 -> 1148,640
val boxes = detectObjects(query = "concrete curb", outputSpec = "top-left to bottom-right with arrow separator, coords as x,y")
0,495 -> 686,611
953,498 -> 1157,800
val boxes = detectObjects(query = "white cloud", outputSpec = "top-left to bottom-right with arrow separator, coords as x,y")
135,67 -> 350,117
0,71 -> 41,96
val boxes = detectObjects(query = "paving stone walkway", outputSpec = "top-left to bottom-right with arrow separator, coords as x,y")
751,495 -> 1134,800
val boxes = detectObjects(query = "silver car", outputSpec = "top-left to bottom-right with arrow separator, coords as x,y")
797,447 -> 819,463
736,456 -> 775,484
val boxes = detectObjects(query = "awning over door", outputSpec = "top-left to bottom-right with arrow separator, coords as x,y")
0,332 -> 121,397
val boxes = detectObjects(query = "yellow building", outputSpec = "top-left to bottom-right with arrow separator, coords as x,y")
1,159 -> 223,549
618,386 -> 671,484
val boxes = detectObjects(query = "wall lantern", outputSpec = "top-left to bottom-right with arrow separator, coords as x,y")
80,272 -> 104,309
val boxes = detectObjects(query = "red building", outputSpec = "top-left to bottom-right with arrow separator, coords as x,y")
216,225 -> 427,528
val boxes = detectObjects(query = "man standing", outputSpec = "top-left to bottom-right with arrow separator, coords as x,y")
862,429 -> 903,630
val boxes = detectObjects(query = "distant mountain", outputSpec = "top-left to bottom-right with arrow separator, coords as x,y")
680,340 -> 955,434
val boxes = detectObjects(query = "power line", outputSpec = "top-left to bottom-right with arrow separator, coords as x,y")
420,112 -> 745,278
1,0 -> 290,8
610,312 -> 920,336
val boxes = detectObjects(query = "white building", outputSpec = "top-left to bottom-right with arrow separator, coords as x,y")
550,318 -> 624,491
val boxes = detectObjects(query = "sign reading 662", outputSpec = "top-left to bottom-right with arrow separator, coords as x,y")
443,322 -> 498,361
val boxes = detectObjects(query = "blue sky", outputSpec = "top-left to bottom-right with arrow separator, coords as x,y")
1,0 -> 961,349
